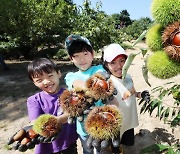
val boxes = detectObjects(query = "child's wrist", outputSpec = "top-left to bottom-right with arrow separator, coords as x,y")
135,92 -> 141,98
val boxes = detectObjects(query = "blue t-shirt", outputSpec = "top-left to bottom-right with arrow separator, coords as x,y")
27,88 -> 78,154
65,65 -> 105,136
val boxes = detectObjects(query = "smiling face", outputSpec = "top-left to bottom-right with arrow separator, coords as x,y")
71,50 -> 94,71
106,55 -> 126,78
32,70 -> 61,94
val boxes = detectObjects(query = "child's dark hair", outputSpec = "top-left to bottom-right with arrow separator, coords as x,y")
28,58 -> 59,81
68,41 -> 93,57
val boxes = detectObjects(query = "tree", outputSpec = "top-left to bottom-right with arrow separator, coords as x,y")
114,10 -> 132,29
123,17 -> 152,40
0,0 -> 152,59
70,0 -> 115,51
0,0 -> 76,58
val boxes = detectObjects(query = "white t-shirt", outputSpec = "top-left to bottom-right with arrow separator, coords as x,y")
110,74 -> 139,139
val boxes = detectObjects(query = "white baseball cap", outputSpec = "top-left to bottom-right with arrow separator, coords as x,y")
103,43 -> 127,62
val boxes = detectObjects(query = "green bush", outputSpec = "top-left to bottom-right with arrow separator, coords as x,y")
53,49 -> 68,60
121,17 -> 152,41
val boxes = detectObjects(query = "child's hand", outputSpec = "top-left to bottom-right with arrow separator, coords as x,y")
86,135 -> 120,151
122,90 -> 131,100
7,125 -> 38,152
7,123 -> 60,152
33,114 -> 61,139
67,115 -> 84,124
141,90 -> 150,103
85,105 -> 122,151
37,133 -> 58,143
73,80 -> 87,90
59,89 -> 94,124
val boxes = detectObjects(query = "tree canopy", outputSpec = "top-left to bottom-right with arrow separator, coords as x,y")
0,0 -> 152,59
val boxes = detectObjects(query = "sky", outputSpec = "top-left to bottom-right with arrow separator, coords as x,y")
73,0 -> 153,20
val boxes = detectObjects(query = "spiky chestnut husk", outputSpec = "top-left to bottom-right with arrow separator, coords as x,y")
146,24 -> 164,52
162,22 -> 180,61
151,0 -> 180,27
59,88 -> 93,117
147,51 -> 180,79
85,105 -> 122,140
86,73 -> 115,100
164,46 -> 180,61
33,114 -> 61,138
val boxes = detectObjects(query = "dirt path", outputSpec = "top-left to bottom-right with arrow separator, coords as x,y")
0,42 -> 179,154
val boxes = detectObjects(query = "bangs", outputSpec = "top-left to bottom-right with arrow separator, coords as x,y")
112,54 -> 127,61
30,65 -> 54,78
28,58 -> 58,80
69,41 -> 92,56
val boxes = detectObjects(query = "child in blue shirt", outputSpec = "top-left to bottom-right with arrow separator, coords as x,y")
64,34 -> 106,154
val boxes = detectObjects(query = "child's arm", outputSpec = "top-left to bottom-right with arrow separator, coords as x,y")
122,90 -> 132,100
65,72 -> 87,90
72,79 -> 86,89
130,86 -> 141,98
133,85 -> 150,103
135,91 -> 141,98
56,112 -> 69,124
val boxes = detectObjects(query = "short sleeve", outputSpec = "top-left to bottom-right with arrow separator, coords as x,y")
27,96 -> 43,121
64,72 -> 76,89
94,65 -> 105,73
